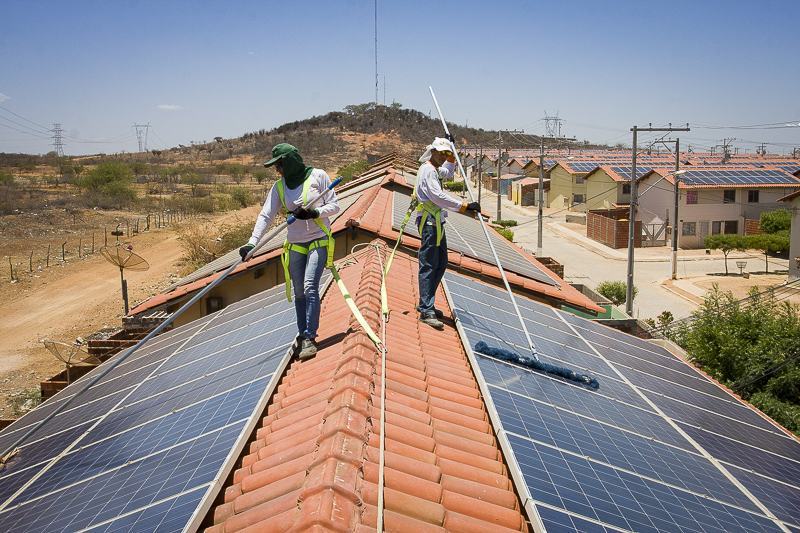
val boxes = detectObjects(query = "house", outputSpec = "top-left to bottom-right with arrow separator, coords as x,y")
780,189 -> 800,281
2,155 -> 799,533
637,167 -> 800,248
511,176 -> 549,206
546,161 -> 599,211
504,157 -> 526,175
581,165 -> 648,210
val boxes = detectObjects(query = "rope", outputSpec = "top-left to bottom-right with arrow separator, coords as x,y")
373,243 -> 389,533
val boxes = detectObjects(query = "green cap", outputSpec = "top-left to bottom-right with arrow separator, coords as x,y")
263,143 -> 299,167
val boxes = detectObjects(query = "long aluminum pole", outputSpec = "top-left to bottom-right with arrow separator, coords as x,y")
496,146 -> 502,222
671,138 -> 680,280
537,140 -> 545,256
477,147 -> 482,205
429,86 -> 540,361
625,127 -> 638,316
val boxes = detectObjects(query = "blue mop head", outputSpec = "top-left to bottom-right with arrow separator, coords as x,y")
475,341 -> 599,390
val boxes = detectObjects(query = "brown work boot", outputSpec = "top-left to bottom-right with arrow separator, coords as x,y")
298,338 -> 318,360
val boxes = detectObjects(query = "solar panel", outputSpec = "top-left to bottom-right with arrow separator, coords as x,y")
392,191 -> 559,287
680,169 -> 799,186
0,278 -> 312,532
778,165 -> 800,175
443,271 -> 799,532
610,167 -> 652,180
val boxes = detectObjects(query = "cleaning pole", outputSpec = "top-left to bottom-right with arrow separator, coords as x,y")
428,86 -> 543,362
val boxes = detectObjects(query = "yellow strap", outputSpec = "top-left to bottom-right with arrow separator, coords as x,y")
381,201 -> 416,319
281,238 -> 329,302
416,200 -> 443,246
330,264 -> 383,347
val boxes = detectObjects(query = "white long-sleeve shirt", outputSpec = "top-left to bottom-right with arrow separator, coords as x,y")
414,161 -> 465,225
248,169 -> 340,245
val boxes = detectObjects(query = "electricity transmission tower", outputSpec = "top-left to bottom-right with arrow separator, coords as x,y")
133,123 -> 151,152
542,112 -> 563,138
51,123 -> 64,156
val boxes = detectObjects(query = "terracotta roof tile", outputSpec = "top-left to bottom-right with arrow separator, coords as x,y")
206,241 -> 528,532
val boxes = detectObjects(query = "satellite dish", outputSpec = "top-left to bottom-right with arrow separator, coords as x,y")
41,338 -> 100,385
100,244 -> 149,315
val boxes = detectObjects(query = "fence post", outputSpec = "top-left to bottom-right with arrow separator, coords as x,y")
104,226 -> 108,246
146,214 -> 150,231
29,250 -> 33,272
46,244 -> 51,267
126,219 -> 130,237
8,257 -> 13,281
62,242 -> 66,262
78,238 -> 82,258
92,233 -> 95,254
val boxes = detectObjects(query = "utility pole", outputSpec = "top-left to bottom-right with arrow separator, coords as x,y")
671,138 -> 680,280
477,146 -> 483,206
374,0 -> 378,105
495,129 -> 524,222
537,135 -> 576,256
626,124 -> 690,316
51,123 -> 64,156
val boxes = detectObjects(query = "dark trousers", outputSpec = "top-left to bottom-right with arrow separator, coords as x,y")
417,222 -> 448,315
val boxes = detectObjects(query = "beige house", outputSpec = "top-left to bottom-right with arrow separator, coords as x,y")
637,168 -> 800,249
583,166 -> 636,211
547,161 -> 599,211
780,189 -> 800,280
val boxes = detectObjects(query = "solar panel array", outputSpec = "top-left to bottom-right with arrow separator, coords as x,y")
392,191 -> 559,287
680,169 -> 799,186
610,167 -> 653,180
443,271 -> 799,533
564,162 -> 602,173
778,165 -> 800,175
0,279 -> 310,532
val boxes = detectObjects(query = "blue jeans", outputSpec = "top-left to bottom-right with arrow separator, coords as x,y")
288,243 -> 327,339
417,221 -> 448,315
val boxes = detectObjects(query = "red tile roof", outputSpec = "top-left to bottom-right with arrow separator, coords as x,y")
205,242 -> 529,532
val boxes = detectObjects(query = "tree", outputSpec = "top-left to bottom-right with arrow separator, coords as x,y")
181,172 -> 205,197
253,169 -> 268,186
76,162 -> 136,206
760,209 -> 791,234
744,233 -> 789,273
596,280 -> 637,306
705,234 -> 746,275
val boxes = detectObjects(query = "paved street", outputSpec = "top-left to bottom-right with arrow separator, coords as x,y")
473,189 -> 790,320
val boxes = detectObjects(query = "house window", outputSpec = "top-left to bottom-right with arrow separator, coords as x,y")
686,191 -> 698,204
712,221 -> 721,235
723,189 -> 736,203
575,176 -> 585,184
622,184 -> 631,194
572,194 -> 585,205
682,222 -> 696,236
747,190 -> 759,203
724,220 -> 738,234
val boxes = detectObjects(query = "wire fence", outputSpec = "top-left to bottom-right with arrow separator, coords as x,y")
5,209 -> 194,282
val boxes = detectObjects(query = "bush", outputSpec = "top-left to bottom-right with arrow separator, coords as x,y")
76,162 -> 136,207
496,219 -> 517,228
337,159 -> 370,183
0,170 -> 15,186
760,209 -> 791,234
596,280 -> 637,306
443,180 -> 465,192
230,187 -> 254,208
495,227 -> 514,242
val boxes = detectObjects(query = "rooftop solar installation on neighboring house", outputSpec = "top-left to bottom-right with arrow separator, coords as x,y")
392,191 -> 560,287
680,169 -> 799,186
610,167 -> 652,180
0,279 -> 311,532
443,271 -> 799,532
778,165 -> 800,175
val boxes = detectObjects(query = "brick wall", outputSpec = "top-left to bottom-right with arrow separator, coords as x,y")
744,218 -> 762,235
587,210 -> 642,249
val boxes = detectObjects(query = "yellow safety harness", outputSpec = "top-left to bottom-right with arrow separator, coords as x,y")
276,177 -> 382,347
414,177 -> 444,246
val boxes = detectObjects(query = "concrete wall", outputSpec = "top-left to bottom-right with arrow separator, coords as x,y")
585,170 -> 621,211
549,166 -> 588,211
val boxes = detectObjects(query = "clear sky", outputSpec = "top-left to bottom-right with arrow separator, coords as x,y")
1,0 -> 799,156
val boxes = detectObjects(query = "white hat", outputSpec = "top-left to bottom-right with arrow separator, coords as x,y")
419,137 -> 454,163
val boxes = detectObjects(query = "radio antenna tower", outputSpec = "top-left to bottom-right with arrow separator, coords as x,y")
542,111 -> 563,138
133,123 -> 151,152
51,123 -> 65,156
374,0 -> 378,105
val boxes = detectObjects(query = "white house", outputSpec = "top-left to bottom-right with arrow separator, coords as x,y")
780,189 -> 800,281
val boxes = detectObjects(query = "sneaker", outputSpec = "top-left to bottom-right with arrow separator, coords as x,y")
298,338 -> 318,360
419,314 -> 444,330
433,308 -> 445,319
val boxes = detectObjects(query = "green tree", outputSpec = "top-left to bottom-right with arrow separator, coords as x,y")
760,209 -> 791,234
76,162 -> 136,206
181,171 -> 205,197
705,234 -> 746,275
253,169 -> 268,186
596,280 -> 637,306
744,233 -> 789,273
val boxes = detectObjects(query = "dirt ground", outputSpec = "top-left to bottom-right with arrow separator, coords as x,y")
0,203 -> 261,419
695,274 -> 800,305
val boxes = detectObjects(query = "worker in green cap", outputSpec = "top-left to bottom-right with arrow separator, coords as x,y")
239,143 -> 340,359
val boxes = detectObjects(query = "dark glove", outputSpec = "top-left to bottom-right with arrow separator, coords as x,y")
445,133 -> 455,144
239,243 -> 255,261
293,207 -> 319,220
466,202 -> 481,213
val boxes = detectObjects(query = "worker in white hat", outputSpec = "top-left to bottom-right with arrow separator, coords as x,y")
414,136 -> 480,329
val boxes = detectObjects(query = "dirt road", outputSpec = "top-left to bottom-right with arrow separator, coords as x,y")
0,204 -> 261,418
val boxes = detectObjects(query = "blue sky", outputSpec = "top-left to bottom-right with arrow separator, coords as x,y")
1,0 -> 799,155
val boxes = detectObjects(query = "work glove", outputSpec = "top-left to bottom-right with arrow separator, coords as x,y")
239,243 -> 255,262
293,207 -> 319,220
466,202 -> 481,213
445,133 -> 455,144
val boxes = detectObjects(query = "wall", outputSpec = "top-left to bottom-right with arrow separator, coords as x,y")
790,196 -> 800,281
587,210 -> 642,249
585,170 -> 620,211
548,166 -> 573,209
